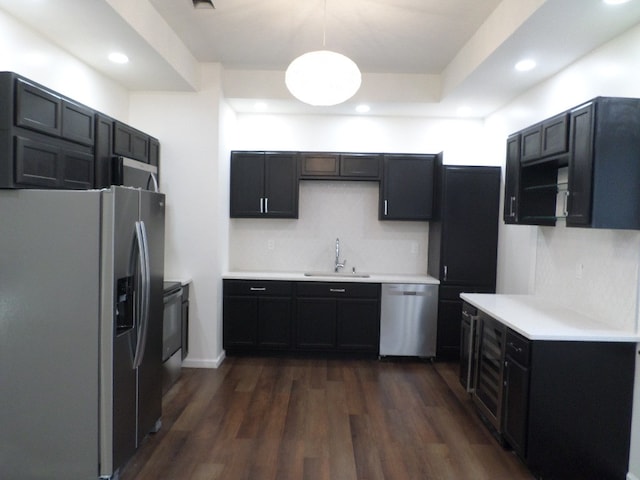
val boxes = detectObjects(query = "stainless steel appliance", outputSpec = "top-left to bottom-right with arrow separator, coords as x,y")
459,302 -> 480,392
379,283 -> 438,357
112,156 -> 159,192
0,186 -> 165,480
162,281 -> 183,394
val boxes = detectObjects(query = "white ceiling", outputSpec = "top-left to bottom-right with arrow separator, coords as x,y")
1,0 -> 640,117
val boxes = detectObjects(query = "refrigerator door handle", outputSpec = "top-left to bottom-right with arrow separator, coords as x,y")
133,221 -> 151,369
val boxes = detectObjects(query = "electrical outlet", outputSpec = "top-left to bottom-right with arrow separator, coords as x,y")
575,262 -> 584,279
267,239 -> 275,250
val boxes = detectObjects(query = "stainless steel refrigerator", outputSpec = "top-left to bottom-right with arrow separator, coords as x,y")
0,186 -> 165,480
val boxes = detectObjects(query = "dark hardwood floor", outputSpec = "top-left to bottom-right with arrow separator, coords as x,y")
121,357 -> 533,480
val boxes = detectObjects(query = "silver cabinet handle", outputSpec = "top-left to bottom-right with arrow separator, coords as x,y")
509,196 -> 515,216
444,265 -> 448,281
250,287 -> 267,291
264,197 -> 269,213
562,191 -> 570,217
384,200 -> 388,216
330,288 -> 346,293
259,197 -> 264,213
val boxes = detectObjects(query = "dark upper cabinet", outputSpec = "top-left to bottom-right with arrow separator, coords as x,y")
230,151 -> 299,218
380,154 -> 435,220
94,113 -> 114,189
428,162 -> 500,287
428,161 -> 500,359
505,97 -> 640,230
149,137 -> 160,167
503,134 -> 520,224
299,152 -> 380,180
14,78 -> 62,137
566,98 -> 640,229
61,100 -> 94,146
113,121 -> 149,163
520,125 -> 541,164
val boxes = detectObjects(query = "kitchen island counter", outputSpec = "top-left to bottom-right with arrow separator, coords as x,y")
461,293 -> 640,342
223,271 -> 439,285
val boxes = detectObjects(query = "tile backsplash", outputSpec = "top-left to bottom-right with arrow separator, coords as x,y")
229,181 -> 429,275
535,224 -> 640,331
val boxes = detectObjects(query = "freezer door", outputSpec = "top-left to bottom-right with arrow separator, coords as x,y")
100,186 -> 141,477
136,189 -> 165,445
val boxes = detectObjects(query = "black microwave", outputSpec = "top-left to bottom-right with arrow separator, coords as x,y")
112,156 -> 159,192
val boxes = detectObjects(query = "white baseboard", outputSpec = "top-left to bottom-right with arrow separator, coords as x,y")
182,350 -> 226,369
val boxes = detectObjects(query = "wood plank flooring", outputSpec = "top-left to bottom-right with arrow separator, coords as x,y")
121,357 -> 533,480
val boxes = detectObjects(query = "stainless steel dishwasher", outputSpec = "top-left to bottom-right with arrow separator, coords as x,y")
379,283 -> 438,357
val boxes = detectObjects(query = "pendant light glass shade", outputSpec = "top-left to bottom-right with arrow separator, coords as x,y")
285,50 -> 362,106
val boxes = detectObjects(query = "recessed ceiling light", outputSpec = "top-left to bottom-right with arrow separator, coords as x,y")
515,59 -> 536,72
457,106 -> 473,117
108,52 -> 129,64
254,101 -> 268,111
603,0 -> 631,5
355,104 -> 370,113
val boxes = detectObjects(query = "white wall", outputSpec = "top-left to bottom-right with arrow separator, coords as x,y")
129,64 -> 227,368
486,22 -> 640,479
0,10 -> 128,119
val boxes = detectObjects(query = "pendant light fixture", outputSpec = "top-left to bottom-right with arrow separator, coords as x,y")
285,0 -> 361,106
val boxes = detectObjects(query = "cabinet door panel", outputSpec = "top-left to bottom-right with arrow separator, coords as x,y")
14,135 -> 61,187
566,103 -> 594,226
336,299 -> 379,352
295,298 -> 336,349
503,356 -> 529,459
340,154 -> 380,179
15,79 -> 62,137
503,135 -> 520,224
230,152 -> 265,217
381,155 -> 434,220
61,148 -> 94,190
439,168 -> 500,286
541,113 -> 568,157
264,153 -> 298,217
61,100 -> 94,146
258,297 -> 292,349
299,152 -> 339,177
520,125 -> 541,164
223,296 -> 258,348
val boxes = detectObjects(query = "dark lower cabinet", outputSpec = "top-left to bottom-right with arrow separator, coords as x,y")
223,279 -> 380,356
295,282 -> 380,354
223,280 -> 293,352
469,307 -> 636,480
501,330 -> 530,460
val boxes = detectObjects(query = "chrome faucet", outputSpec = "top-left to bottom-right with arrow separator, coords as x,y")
334,237 -> 346,272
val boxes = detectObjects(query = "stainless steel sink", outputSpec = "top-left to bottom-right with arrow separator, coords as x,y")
304,271 -> 370,278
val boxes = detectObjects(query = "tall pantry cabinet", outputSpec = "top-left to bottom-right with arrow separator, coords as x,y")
428,159 -> 501,358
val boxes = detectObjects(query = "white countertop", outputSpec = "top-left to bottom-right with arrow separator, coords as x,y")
223,271 -> 439,285
461,293 -> 640,342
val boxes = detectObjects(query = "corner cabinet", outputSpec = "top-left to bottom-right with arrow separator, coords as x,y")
468,307 -> 636,480
504,96 -> 640,229
379,154 -> 435,220
230,151 -> 299,218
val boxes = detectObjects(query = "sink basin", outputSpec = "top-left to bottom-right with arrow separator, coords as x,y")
304,271 -> 370,278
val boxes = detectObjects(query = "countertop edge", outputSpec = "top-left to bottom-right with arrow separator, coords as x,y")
461,293 -> 640,343
223,271 -> 440,285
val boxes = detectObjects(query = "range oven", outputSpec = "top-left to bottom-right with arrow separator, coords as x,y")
163,281 -> 183,362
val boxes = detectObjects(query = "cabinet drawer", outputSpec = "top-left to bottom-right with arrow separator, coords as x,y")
296,282 -> 380,298
505,329 -> 530,366
224,279 -> 293,296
